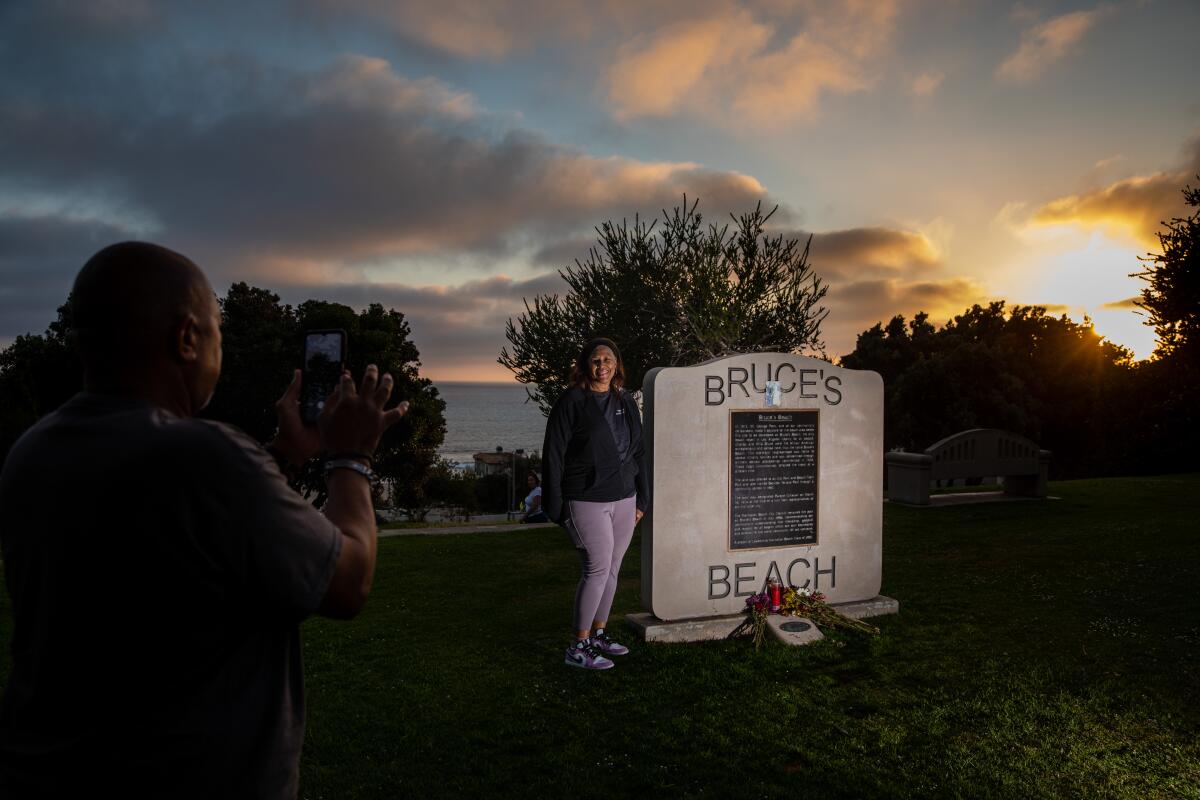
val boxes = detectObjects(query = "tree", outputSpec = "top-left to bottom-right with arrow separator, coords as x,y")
500,198 -> 828,414
0,300 -> 81,467
416,459 -> 478,521
841,302 -> 1135,478
203,283 -> 298,443
211,289 -> 447,507
1136,179 -> 1200,359
0,284 -> 446,501
1129,179 -> 1200,472
839,312 -> 937,391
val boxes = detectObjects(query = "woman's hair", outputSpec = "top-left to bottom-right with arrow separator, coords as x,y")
569,337 -> 625,392
527,469 -> 540,485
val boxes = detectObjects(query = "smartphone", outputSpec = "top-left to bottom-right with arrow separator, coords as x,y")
301,329 -> 347,425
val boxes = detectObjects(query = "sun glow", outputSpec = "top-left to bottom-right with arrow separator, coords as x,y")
1019,230 -> 1156,359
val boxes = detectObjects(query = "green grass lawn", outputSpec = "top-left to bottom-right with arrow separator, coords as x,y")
4,475 -> 1199,798
378,517 -> 527,530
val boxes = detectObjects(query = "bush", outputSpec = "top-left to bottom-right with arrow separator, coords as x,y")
423,460 -> 479,520
474,474 -> 511,513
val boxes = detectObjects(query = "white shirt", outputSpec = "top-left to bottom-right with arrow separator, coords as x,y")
524,485 -> 542,510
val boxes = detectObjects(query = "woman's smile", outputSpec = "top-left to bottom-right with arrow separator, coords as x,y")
588,346 -> 616,387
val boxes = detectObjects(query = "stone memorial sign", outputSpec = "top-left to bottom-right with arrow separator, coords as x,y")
641,353 -> 883,621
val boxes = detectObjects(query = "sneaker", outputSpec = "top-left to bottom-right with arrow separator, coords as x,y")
564,639 -> 614,670
591,629 -> 629,656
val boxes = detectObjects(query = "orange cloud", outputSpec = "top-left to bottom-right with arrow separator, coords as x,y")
306,56 -> 476,119
826,276 -> 987,358
910,71 -> 945,97
996,7 -> 1109,83
770,222 -> 978,356
607,10 -> 771,119
1030,138 -> 1200,245
312,0 -> 584,59
313,1 -> 899,125
605,0 -> 897,125
808,226 -> 941,281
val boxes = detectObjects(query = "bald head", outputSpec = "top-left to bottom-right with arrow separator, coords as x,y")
72,242 -> 214,373
72,242 -> 222,412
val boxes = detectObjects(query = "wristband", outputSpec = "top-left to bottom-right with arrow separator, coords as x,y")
324,459 -> 379,485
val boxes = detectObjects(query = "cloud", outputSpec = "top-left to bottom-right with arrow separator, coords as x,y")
833,276 -> 983,313
764,223 -> 974,357
607,10 -> 772,119
996,7 -> 1109,83
1029,137 -> 1200,245
1101,296 -> 1140,310
910,71 -> 945,97
309,0 -> 594,59
0,54 -> 775,291
807,226 -> 941,282
304,56 -> 477,120
0,211 -> 140,337
827,276 -> 987,358
284,222 -> 959,375
532,236 -> 601,267
18,0 -> 159,31
605,0 -> 897,125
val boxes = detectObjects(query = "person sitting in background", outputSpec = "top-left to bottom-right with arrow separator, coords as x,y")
522,470 -> 547,523
0,241 -> 408,799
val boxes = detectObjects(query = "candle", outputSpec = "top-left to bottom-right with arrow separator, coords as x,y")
768,578 -> 782,612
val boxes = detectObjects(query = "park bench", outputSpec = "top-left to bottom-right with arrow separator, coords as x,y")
885,428 -> 1051,506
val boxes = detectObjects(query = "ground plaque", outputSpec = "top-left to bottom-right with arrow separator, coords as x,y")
639,352 -> 885,623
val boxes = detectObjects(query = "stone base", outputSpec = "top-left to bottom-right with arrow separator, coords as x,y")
766,615 -> 824,646
627,595 -> 899,642
625,612 -> 744,643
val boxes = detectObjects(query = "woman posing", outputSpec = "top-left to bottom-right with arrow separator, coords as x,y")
542,338 -> 649,670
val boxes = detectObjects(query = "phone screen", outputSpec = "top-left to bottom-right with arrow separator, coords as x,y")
301,330 -> 346,424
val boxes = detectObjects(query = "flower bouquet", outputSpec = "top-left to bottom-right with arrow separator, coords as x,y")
732,592 -> 771,649
780,586 -> 880,636
730,585 -> 879,648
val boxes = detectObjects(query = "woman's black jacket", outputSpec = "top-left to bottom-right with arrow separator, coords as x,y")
541,386 -> 649,524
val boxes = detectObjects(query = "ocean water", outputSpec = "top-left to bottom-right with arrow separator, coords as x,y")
435,382 -> 548,465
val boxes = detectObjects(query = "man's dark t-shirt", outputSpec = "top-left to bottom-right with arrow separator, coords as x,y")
0,393 -> 341,798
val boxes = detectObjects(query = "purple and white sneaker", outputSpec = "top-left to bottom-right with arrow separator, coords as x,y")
591,629 -> 629,656
565,639 -> 614,670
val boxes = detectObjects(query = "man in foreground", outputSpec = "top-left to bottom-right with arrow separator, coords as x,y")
0,242 -> 406,798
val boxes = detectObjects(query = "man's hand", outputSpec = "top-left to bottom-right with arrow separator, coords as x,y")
269,369 -> 321,467
319,364 -> 408,458
635,509 -> 644,524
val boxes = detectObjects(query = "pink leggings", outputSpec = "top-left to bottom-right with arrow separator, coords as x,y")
564,496 -> 637,633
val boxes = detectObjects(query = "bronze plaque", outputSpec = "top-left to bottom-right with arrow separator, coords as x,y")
729,409 -> 819,550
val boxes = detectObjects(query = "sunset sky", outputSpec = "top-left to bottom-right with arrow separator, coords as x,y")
2,1 -> 1198,381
